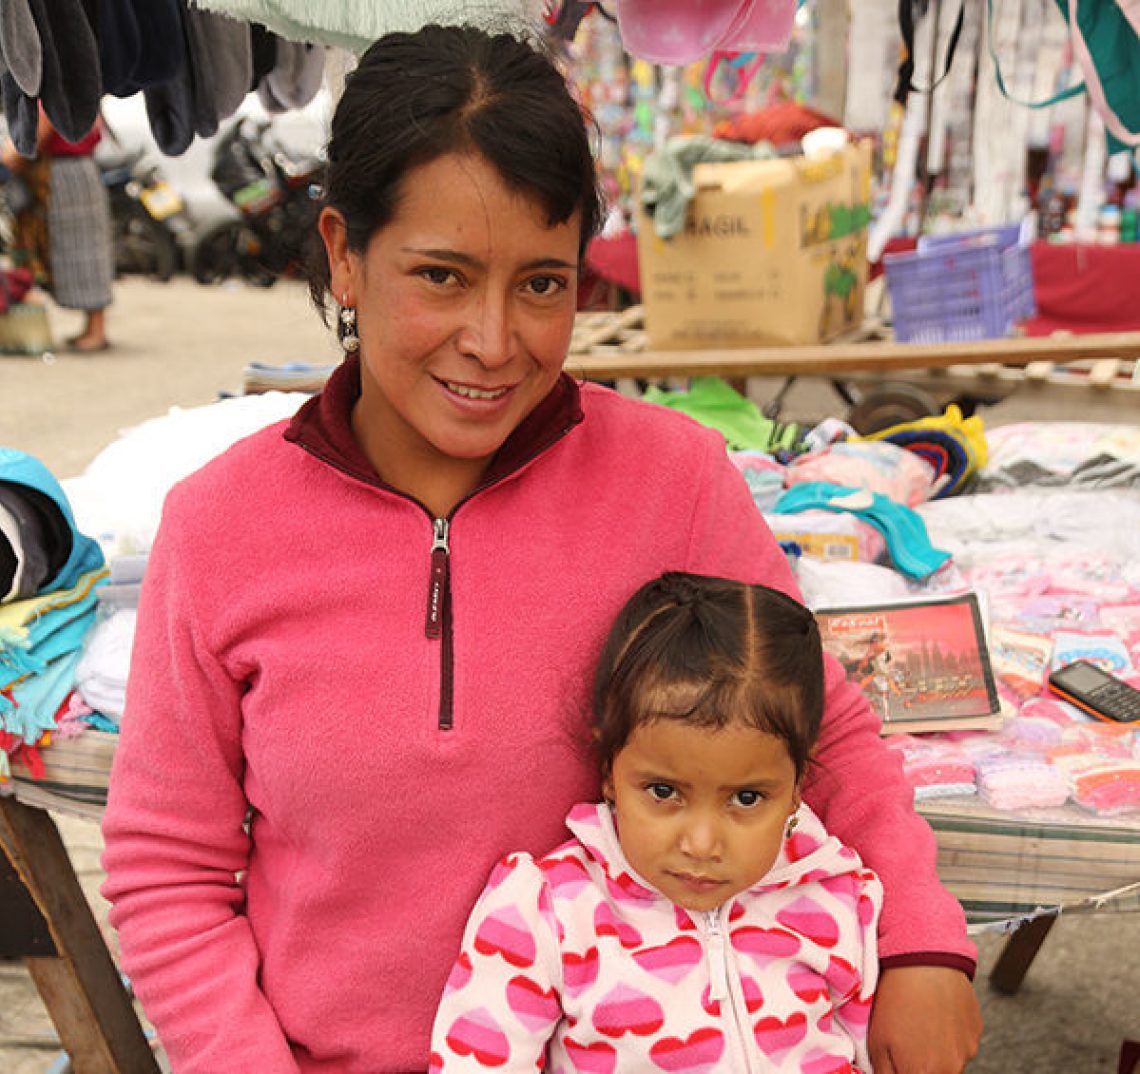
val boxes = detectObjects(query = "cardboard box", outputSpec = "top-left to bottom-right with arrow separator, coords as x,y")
637,140 -> 872,349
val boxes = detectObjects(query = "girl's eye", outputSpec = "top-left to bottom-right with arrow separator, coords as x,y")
525,274 -> 567,297
647,783 -> 676,802
734,789 -> 763,808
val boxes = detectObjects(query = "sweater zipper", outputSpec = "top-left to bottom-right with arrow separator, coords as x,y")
425,517 -> 454,730
703,909 -> 755,1073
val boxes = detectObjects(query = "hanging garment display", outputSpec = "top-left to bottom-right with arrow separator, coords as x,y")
187,0 -> 532,51
0,0 -> 42,98
615,0 -> 797,64
0,0 -> 322,158
2,0 -> 100,152
258,38 -> 325,112
988,0 -> 1140,151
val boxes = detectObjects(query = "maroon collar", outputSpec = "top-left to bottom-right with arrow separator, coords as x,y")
284,354 -> 585,502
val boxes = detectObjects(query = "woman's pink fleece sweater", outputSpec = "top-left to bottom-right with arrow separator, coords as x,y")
101,365 -> 974,1073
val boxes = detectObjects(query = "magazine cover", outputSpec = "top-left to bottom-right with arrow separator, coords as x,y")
816,593 -> 1002,734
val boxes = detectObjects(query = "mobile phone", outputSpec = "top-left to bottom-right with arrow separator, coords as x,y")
1047,660 -> 1140,724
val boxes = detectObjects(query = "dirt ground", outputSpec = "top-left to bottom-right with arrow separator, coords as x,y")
2,277 -> 1138,1073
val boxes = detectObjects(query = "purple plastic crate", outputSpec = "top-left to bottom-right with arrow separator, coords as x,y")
884,224 -> 1036,343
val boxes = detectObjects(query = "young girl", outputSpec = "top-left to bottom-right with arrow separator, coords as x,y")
430,572 -> 883,1072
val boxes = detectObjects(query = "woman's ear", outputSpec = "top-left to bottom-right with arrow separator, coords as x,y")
318,207 -> 357,306
601,771 -> 615,806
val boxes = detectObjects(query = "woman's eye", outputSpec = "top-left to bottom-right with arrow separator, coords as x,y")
420,266 -> 458,286
647,783 -> 676,802
525,274 -> 566,297
734,789 -> 763,808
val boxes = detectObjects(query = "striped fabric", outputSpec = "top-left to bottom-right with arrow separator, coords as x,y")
46,156 -> 113,312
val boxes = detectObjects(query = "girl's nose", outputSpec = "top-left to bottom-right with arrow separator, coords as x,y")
678,813 -> 722,861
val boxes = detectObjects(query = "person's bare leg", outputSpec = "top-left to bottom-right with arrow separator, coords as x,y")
68,308 -> 108,351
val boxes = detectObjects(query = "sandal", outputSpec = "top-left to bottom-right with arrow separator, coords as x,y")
65,337 -> 111,353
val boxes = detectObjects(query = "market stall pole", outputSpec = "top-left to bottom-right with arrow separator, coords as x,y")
0,796 -> 160,1074
565,314 -> 1140,379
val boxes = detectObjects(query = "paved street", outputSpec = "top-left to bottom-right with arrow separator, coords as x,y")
2,276 -> 1138,1072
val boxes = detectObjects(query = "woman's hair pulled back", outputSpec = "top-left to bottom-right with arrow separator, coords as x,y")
308,22 -> 603,314
592,573 -> 825,783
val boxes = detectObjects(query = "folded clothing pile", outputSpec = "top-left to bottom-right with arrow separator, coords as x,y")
885,734 -> 976,800
0,448 -> 106,783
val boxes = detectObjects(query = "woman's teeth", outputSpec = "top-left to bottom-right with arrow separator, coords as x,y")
446,382 -> 508,400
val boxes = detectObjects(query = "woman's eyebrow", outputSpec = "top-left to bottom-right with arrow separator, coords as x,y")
401,246 -> 576,272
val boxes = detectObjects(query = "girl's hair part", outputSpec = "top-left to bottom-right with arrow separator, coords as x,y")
592,572 -> 825,782
305,22 -> 605,322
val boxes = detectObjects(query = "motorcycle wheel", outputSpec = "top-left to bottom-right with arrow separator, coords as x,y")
113,205 -> 180,283
191,220 -> 244,285
191,220 -> 277,288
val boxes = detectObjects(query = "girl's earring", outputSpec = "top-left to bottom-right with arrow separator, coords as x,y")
784,813 -> 799,839
338,304 -> 360,354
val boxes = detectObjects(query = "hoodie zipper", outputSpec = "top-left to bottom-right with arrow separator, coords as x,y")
425,517 -> 454,730
703,909 -> 755,1073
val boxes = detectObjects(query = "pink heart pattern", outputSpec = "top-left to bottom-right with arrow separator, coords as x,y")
594,902 -> 643,949
788,964 -> 829,1005
562,945 -> 601,996
563,1037 -> 617,1074
731,924 -> 803,961
432,804 -> 874,1071
473,906 -> 537,967
776,896 -> 841,948
592,983 -> 664,1038
444,951 -> 474,994
741,974 -> 765,1013
802,1048 -> 856,1074
631,935 -> 703,984
506,975 -> 560,1032
824,955 -> 860,1000
649,1027 -> 725,1073
540,855 -> 593,898
445,1008 -> 510,1066
753,1011 -> 808,1061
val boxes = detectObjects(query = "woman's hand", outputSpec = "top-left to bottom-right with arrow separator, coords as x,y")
869,965 -> 982,1073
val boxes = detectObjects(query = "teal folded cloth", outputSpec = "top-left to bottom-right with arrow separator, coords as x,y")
771,482 -> 952,580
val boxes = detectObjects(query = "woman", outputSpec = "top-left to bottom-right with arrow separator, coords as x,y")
1,109 -> 113,352
101,23 -> 981,1074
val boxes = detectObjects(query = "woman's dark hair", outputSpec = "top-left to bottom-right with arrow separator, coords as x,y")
307,22 -> 604,317
592,573 -> 825,783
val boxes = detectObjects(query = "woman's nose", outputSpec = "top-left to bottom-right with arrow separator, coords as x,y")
457,294 -> 514,368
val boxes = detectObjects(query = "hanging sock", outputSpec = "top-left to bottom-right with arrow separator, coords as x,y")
0,0 -> 42,98
893,0 -> 967,106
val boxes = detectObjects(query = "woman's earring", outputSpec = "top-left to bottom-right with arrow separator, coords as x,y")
338,304 -> 360,354
784,813 -> 799,839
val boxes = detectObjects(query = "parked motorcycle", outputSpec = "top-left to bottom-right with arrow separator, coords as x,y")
101,148 -> 193,283
190,119 -> 323,287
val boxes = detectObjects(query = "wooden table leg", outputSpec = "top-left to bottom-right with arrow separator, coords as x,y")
988,914 -> 1057,995
0,796 -> 159,1074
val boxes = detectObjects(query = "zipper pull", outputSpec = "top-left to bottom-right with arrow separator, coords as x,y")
704,910 -> 729,1002
425,518 -> 449,639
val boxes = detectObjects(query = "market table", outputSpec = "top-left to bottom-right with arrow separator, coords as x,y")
3,719 -> 1139,1072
